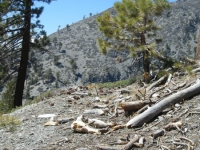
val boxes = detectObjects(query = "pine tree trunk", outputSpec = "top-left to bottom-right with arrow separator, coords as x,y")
141,32 -> 150,83
14,0 -> 31,107
195,28 -> 200,60
143,50 -> 150,83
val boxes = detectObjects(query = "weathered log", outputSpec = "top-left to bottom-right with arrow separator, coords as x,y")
123,134 -> 140,150
96,146 -> 121,150
114,96 -> 131,103
126,79 -> 200,127
88,118 -> 115,128
185,57 -> 196,64
71,116 -> 108,134
151,129 -> 165,139
120,89 -> 131,94
71,92 -> 88,96
146,75 -> 167,92
83,109 -> 105,115
57,117 -> 74,124
192,67 -> 200,73
120,101 -> 147,112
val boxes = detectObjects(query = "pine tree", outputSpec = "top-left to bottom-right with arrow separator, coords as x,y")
58,42 -> 62,52
0,0 -> 52,107
96,0 -> 170,83
52,37 -> 57,46
0,79 -> 15,113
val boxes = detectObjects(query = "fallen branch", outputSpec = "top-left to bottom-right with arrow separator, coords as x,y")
126,79 -> 200,127
71,116 -> 108,134
179,136 -> 195,146
123,134 -> 140,150
114,96 -> 131,103
192,67 -> 200,73
146,75 -> 167,92
96,146 -> 121,150
120,101 -> 147,113
151,129 -> 165,139
163,121 -> 183,132
88,118 -> 115,128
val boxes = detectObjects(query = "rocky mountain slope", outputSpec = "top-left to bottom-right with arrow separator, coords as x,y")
27,0 -> 200,98
1,69 -> 200,150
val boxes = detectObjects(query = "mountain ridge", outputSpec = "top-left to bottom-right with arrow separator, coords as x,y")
26,0 -> 200,98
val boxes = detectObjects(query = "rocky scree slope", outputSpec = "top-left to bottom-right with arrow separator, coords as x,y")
27,0 -> 200,98
1,71 -> 200,150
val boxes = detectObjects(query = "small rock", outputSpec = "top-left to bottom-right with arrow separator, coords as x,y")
76,148 -> 88,150
158,116 -> 164,121
175,103 -> 181,107
119,95 -> 123,98
50,102 -> 54,106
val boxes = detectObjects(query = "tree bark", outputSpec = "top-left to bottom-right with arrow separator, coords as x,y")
126,79 -> 200,128
14,0 -> 31,107
146,75 -> 167,92
195,28 -> 200,60
141,32 -> 150,83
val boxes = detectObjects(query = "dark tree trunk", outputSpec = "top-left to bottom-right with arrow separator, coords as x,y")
195,28 -> 200,60
143,50 -> 150,83
14,0 -> 31,107
141,32 -> 150,83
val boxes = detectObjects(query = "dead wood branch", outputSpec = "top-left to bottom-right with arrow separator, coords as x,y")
120,89 -> 131,94
88,118 -> 115,128
146,75 -> 167,92
71,116 -> 108,134
185,57 -> 196,64
109,103 -> 119,118
71,92 -> 89,96
163,121 -> 183,131
151,129 -> 165,139
92,104 -> 108,109
177,109 -> 188,118
126,79 -> 200,127
120,101 -> 147,112
123,134 -> 140,150
136,105 -> 149,114
57,117 -> 74,124
96,146 -> 121,150
192,67 -> 200,73
148,85 -> 165,98
188,111 -> 200,114
83,109 -> 106,115
112,124 -> 126,131
179,136 -> 195,146
164,74 -> 172,86
114,96 -> 131,103
161,145 -> 170,150
173,142 -> 192,150
132,137 -> 145,148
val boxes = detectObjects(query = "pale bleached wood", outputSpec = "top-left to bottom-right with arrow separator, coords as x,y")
192,67 -> 200,73
126,79 -> 200,127
146,75 -> 167,92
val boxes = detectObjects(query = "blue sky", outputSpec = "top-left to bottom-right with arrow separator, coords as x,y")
34,0 -> 176,35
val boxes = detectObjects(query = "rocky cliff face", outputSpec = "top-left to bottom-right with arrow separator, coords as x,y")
27,0 -> 200,98
195,29 -> 200,60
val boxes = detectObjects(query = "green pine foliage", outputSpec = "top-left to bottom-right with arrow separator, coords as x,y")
0,80 -> 15,113
0,0 -> 52,107
96,0 -> 170,83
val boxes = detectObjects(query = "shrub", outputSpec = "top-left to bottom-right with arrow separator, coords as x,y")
0,80 -> 15,114
96,76 -> 137,89
0,114 -> 20,129
32,90 -> 54,103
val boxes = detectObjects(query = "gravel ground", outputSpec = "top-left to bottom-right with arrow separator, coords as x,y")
1,75 -> 200,150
